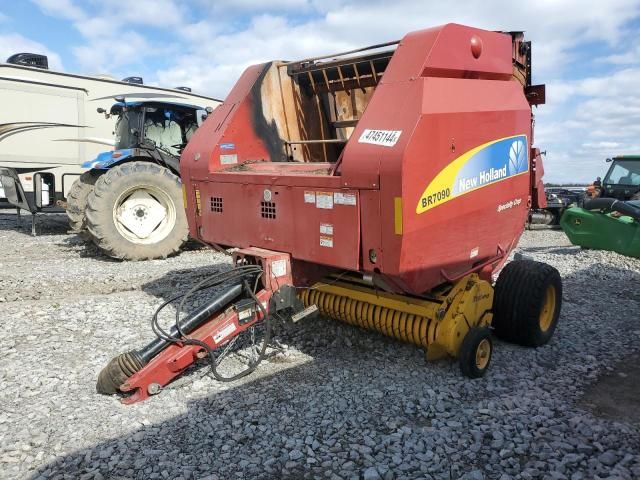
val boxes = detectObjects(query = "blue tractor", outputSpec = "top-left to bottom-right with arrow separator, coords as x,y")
67,100 -> 212,260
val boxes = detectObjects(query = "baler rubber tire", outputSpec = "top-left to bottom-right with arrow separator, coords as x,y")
85,162 -> 188,260
459,327 -> 492,379
492,260 -> 562,347
66,170 -> 100,237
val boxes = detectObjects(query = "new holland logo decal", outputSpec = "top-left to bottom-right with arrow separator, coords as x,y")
416,135 -> 528,214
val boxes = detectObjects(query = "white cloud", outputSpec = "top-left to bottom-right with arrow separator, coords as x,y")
97,0 -> 188,28
72,31 -> 153,74
156,13 -> 356,95
200,0 -> 312,13
605,44 -> 640,65
30,0 -> 188,74
31,0 -> 85,21
0,33 -> 64,69
155,0 -> 640,97
536,68 -> 640,182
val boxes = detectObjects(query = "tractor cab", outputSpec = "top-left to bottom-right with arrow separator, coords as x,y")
87,101 -> 211,173
599,156 -> 640,200
114,101 -> 207,153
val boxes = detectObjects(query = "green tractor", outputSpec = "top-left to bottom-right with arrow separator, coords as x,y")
561,156 -> 640,258
592,155 -> 640,201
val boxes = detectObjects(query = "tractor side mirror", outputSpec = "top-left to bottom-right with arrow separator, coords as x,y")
97,107 -> 110,119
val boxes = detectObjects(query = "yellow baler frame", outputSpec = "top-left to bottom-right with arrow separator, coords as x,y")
299,273 -> 494,360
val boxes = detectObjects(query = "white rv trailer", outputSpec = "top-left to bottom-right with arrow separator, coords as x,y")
0,56 -> 220,205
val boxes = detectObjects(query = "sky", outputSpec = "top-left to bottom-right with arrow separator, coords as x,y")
1,0 -> 639,183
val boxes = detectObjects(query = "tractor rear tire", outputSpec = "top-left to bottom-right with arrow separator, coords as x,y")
85,162 -> 188,260
66,171 -> 100,234
492,260 -> 562,347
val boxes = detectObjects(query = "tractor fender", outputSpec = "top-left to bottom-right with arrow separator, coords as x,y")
82,149 -> 134,170
82,148 -> 180,176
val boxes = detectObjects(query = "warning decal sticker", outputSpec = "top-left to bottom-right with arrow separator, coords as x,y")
213,322 -> 237,344
320,223 -> 333,235
220,154 -> 238,165
416,135 -> 528,214
316,192 -> 334,209
334,192 -> 357,206
271,259 -> 287,278
304,191 -> 316,204
320,236 -> 334,248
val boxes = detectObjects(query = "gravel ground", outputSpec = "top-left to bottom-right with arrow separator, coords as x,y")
1,211 -> 639,480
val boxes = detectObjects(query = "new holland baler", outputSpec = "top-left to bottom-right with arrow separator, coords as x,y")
98,24 -> 561,403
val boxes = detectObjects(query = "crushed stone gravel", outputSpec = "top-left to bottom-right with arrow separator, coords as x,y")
0,212 -> 638,480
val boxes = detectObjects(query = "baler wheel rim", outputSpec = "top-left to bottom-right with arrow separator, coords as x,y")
459,327 -> 492,379
475,338 -> 491,370
538,285 -> 556,332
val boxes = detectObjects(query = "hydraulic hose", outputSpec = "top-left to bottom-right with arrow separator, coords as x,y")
181,278 -> 274,383
136,282 -> 244,364
97,264 -> 274,395
584,197 -> 640,221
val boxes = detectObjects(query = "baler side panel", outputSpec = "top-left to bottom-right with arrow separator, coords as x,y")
181,63 -> 273,178
198,182 -> 361,270
389,78 -> 531,293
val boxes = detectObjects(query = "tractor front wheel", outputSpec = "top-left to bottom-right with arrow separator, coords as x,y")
85,162 -> 188,260
66,170 -> 101,235
492,260 -> 562,347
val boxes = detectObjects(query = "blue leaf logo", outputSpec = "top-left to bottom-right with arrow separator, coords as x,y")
508,140 -> 526,175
